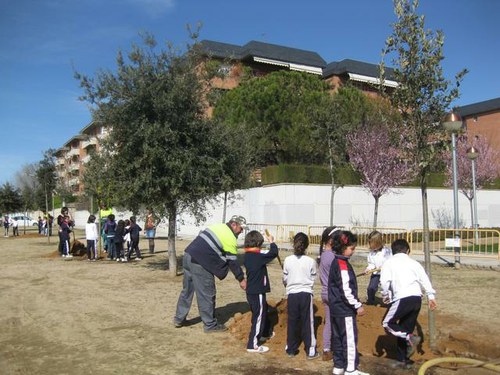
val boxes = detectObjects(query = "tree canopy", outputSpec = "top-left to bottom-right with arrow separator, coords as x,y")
0,182 -> 23,214
76,32 -> 255,275
213,70 -> 331,166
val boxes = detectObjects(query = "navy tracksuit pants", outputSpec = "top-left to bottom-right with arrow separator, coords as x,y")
286,292 -> 316,356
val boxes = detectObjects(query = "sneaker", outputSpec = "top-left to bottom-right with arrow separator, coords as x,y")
332,368 -> 345,375
260,331 -> 275,341
247,345 -> 269,353
134,257 -> 142,261
390,359 -> 414,369
122,258 -> 128,262
306,352 -> 321,361
174,319 -> 186,328
322,350 -> 333,361
406,334 -> 421,358
286,350 -> 298,358
346,371 -> 370,375
204,324 -> 227,333
66,254 -> 73,258
307,352 -> 321,360
116,258 -> 121,262
62,254 -> 66,258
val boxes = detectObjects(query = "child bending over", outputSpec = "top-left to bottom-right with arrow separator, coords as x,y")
380,239 -> 437,369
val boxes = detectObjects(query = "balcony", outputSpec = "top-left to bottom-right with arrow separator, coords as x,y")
68,162 -> 80,172
69,177 -> 80,186
67,148 -> 80,158
81,138 -> 97,149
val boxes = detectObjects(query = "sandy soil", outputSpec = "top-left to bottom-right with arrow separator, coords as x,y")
1,230 -> 499,375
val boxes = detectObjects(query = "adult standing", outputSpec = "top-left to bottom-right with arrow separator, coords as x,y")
174,215 -> 248,333
144,209 -> 159,254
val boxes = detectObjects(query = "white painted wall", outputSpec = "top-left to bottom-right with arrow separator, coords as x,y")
71,183 -> 500,236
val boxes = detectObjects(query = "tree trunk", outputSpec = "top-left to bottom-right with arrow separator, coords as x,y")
167,205 -> 177,277
222,191 -> 228,223
420,172 -> 436,349
373,195 -> 379,228
328,143 -> 336,226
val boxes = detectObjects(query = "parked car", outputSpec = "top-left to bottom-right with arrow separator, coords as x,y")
12,215 -> 38,227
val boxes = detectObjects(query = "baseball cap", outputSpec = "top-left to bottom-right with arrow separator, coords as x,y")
230,215 -> 247,229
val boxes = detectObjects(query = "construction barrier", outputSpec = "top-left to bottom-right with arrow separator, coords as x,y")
247,224 -> 500,260
409,228 -> 500,260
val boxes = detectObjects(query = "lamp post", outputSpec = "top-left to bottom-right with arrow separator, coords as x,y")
466,146 -> 479,242
443,111 -> 463,268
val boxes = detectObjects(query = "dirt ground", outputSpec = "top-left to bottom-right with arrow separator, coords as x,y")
1,230 -> 499,375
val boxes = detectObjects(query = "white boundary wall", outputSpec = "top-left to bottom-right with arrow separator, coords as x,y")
71,184 -> 500,237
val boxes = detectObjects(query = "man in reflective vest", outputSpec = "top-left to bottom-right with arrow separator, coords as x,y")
174,215 -> 248,333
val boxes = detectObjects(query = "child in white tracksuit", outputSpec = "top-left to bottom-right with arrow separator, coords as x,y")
380,239 -> 437,369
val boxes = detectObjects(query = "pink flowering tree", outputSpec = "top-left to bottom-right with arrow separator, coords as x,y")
347,124 -> 415,227
445,135 -> 500,227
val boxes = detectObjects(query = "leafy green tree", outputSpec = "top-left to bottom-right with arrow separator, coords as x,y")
380,0 -> 467,347
213,70 -> 331,166
76,31 -> 255,275
0,182 -> 23,214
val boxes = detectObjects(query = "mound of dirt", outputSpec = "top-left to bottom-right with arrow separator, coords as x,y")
42,239 -> 87,258
228,298 -> 494,363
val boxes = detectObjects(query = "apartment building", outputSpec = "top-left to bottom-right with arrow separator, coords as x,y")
55,122 -> 107,194
54,39 -> 496,195
457,97 -> 500,153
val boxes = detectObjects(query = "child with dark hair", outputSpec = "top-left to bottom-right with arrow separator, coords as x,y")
128,216 -> 142,261
115,220 -> 126,262
362,231 -> 392,305
60,216 -> 73,259
380,239 -> 437,369
124,219 -> 131,259
104,214 -> 117,260
328,230 -> 369,375
283,232 -> 319,360
85,214 -> 99,261
319,226 -> 339,361
244,230 -> 279,353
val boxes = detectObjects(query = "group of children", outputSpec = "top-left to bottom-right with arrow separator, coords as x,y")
243,228 -> 437,375
85,214 -> 143,262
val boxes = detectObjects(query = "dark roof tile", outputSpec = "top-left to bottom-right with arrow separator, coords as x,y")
457,97 -> 500,117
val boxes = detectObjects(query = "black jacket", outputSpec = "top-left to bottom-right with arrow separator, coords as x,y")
244,243 -> 279,295
328,254 -> 363,317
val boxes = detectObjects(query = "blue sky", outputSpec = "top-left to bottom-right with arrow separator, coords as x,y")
1,0 -> 499,185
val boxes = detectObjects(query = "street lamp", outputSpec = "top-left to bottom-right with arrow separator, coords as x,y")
466,146 -> 479,242
443,111 -> 463,268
